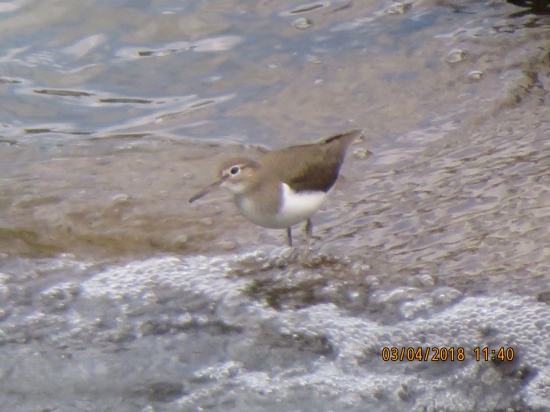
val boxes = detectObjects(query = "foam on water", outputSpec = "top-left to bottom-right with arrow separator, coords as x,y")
72,256 -> 550,411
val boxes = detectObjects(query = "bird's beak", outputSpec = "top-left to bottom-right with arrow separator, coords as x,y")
189,175 -> 228,203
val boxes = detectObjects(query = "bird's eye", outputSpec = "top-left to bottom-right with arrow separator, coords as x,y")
229,166 -> 240,175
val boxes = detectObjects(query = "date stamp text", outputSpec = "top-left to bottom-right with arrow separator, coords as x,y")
381,347 -> 515,362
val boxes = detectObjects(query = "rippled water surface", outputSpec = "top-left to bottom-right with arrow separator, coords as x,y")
1,0 -> 550,411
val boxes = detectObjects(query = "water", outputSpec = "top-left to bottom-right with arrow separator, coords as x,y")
2,255 -> 550,411
1,0 -> 550,410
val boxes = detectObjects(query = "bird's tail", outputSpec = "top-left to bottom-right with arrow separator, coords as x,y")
323,129 -> 363,149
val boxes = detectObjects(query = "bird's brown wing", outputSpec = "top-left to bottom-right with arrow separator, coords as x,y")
259,129 -> 362,193
260,144 -> 340,193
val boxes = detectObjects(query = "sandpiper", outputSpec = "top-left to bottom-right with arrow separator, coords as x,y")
189,129 -> 362,248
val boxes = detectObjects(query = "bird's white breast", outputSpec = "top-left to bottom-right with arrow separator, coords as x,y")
236,183 -> 327,229
279,183 -> 327,224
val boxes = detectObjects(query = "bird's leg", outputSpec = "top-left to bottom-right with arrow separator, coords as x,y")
304,219 -> 312,252
297,219 -> 313,264
287,227 -> 293,247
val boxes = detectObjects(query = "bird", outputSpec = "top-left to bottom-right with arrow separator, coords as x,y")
189,129 -> 362,249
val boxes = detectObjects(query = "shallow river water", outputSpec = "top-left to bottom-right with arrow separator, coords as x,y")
1,0 -> 550,411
